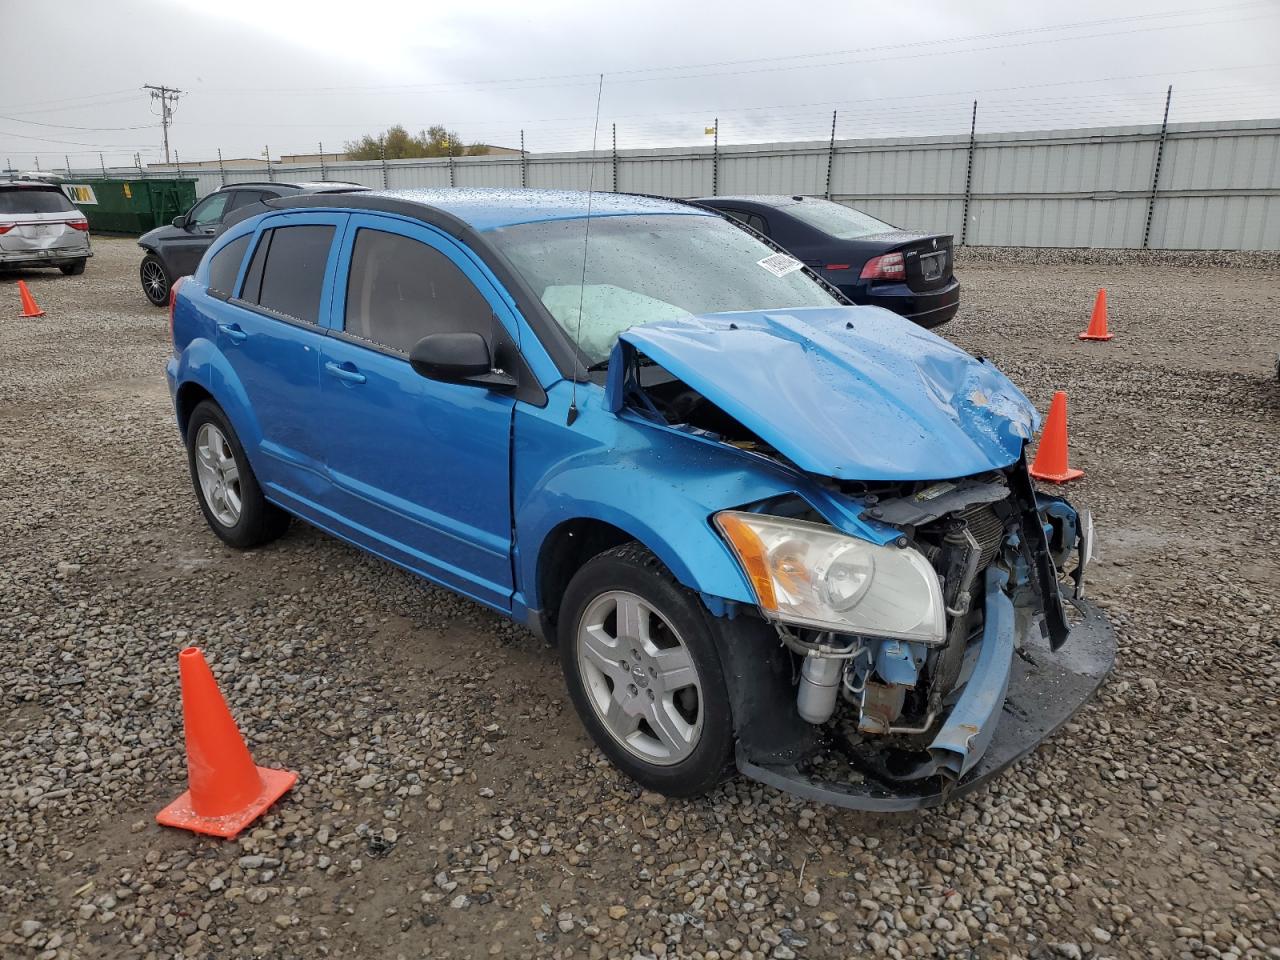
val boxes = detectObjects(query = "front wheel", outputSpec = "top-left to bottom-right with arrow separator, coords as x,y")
559,543 -> 734,798
140,253 -> 170,307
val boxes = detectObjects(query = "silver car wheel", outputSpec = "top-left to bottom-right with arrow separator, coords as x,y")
194,423 -> 242,528
576,590 -> 703,766
142,259 -> 168,302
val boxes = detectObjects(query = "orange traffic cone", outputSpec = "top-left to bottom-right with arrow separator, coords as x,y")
1078,288 -> 1112,341
1029,391 -> 1084,483
156,647 -> 297,838
16,281 -> 44,318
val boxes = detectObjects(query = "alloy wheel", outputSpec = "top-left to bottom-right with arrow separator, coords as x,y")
142,260 -> 168,304
194,423 -> 242,528
576,590 -> 703,765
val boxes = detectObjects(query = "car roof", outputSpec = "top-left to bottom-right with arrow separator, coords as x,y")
274,187 -> 712,232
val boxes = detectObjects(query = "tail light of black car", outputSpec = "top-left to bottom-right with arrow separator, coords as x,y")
860,251 -> 906,281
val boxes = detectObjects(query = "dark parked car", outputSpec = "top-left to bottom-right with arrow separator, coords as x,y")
696,195 -> 960,328
137,181 -> 366,306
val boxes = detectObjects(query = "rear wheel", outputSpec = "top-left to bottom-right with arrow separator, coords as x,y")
559,543 -> 734,798
60,259 -> 86,276
140,253 -> 170,307
186,401 -> 289,549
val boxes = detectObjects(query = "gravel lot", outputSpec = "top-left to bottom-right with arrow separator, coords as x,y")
1,237 -> 1277,960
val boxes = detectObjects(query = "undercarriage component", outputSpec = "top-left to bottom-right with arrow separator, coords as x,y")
796,653 -> 843,723
735,596 -> 1115,811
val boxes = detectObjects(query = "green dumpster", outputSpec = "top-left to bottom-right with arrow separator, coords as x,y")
60,178 -> 198,235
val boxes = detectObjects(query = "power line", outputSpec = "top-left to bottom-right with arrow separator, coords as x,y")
0,114 -> 159,132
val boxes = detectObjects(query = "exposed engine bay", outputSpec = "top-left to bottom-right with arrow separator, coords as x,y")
613,353 -> 1111,808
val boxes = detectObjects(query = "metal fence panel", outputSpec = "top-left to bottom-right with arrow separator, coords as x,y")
71,118 -> 1280,249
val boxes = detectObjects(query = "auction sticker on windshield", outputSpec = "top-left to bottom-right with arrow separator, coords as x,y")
756,252 -> 803,277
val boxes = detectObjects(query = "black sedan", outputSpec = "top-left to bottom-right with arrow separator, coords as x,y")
696,195 -> 959,328
137,180 -> 366,306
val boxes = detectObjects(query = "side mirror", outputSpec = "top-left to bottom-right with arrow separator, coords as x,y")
409,332 -> 517,391
172,214 -> 187,229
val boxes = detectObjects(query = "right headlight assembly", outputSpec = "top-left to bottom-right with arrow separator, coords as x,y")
715,511 -> 946,645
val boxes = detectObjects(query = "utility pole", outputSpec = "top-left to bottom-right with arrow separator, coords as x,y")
318,141 -> 326,181
520,130 -> 527,188
612,123 -> 618,193
143,84 -> 183,164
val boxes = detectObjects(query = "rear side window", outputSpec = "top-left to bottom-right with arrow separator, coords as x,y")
720,208 -> 769,236
0,188 -> 75,215
241,225 -> 335,324
343,229 -> 492,354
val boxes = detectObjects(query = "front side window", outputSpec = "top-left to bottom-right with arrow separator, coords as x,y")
244,224 -> 335,324
207,234 -> 251,296
344,228 -> 493,354
488,213 -> 838,365
780,199 -> 896,240
188,192 -> 230,227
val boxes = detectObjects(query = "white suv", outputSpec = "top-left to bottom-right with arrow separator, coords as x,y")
0,181 -> 91,275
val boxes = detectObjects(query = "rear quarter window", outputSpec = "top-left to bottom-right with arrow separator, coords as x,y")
207,234 -> 252,297
0,188 -> 76,215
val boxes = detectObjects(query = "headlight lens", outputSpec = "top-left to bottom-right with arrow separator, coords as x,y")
715,511 -> 946,644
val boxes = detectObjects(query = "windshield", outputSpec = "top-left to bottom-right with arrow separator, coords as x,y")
0,188 -> 76,215
781,199 -> 897,240
488,213 -> 839,365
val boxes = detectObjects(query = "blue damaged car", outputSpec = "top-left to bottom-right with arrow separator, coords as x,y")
166,188 -> 1114,810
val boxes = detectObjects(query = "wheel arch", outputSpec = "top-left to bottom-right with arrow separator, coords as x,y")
174,381 -> 215,442
527,511 -> 752,640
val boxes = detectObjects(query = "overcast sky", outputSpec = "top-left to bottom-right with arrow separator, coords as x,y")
2,0 -> 1277,169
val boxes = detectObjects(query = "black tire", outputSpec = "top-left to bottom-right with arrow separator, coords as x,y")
140,253 -> 170,307
186,400 -> 290,549
559,542 -> 734,798
60,259 -> 87,276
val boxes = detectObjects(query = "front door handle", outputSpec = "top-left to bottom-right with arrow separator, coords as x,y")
217,322 -> 248,344
324,360 -> 366,385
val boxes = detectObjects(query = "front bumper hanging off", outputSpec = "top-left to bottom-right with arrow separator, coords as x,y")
735,592 -> 1116,812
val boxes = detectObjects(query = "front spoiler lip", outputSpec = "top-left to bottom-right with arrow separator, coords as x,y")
735,597 -> 1116,812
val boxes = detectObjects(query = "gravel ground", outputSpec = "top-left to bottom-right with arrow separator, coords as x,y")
1,237 -> 1278,960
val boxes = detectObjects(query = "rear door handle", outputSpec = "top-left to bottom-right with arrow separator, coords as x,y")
324,360 -> 366,385
217,322 -> 248,344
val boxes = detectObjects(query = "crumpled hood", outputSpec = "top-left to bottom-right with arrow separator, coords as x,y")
613,306 -> 1038,481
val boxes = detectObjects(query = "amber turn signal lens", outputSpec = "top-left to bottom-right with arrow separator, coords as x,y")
715,512 -> 778,611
